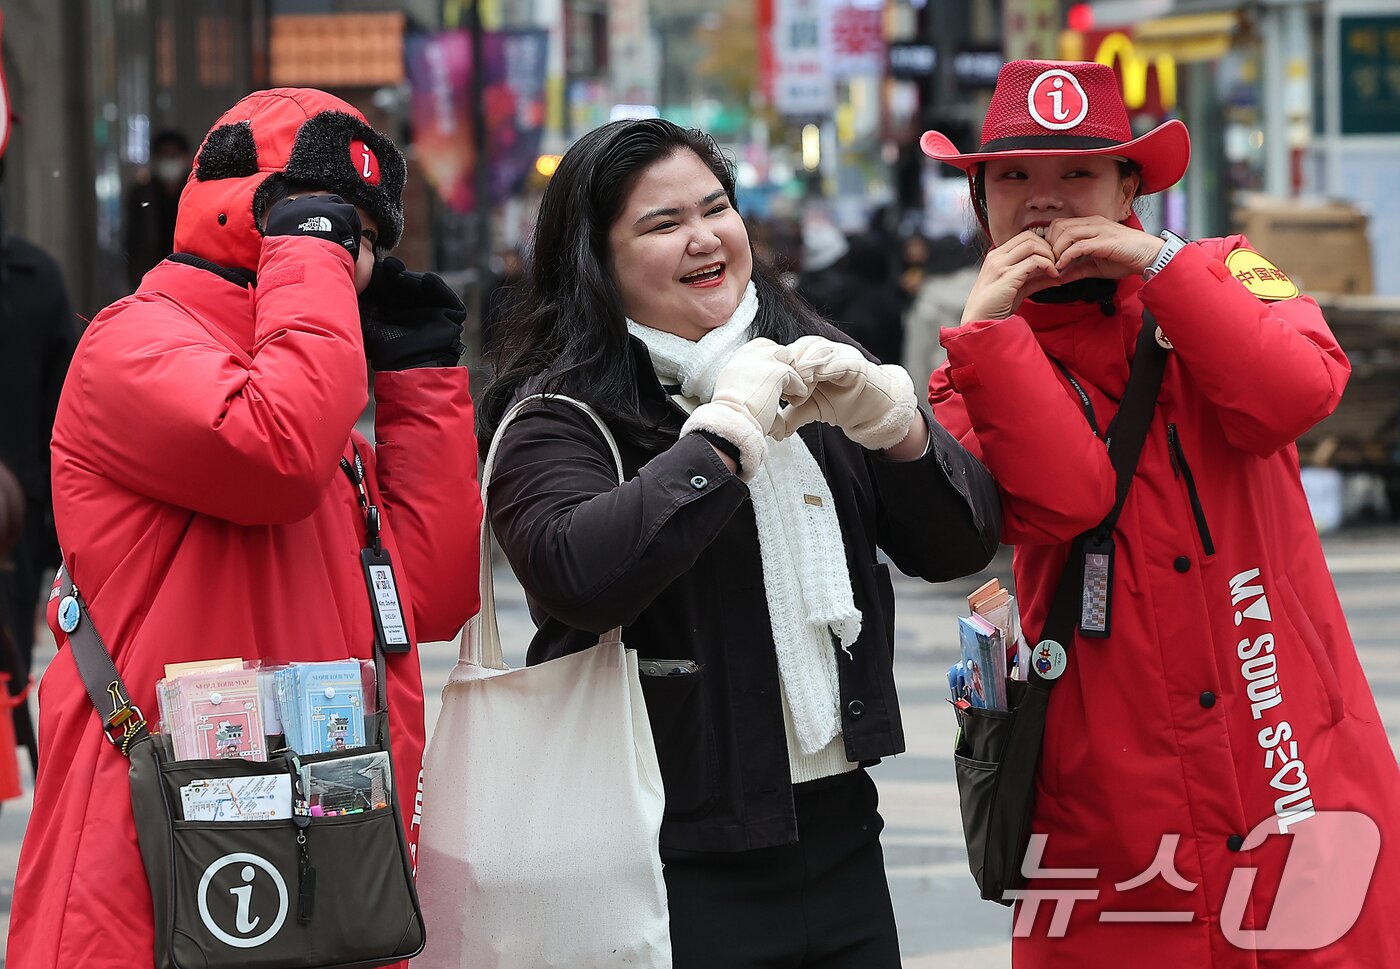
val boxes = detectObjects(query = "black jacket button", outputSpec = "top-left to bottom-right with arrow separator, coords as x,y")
1200,691 -> 1217,708
1227,834 -> 1245,852
689,475 -> 708,490
847,699 -> 865,718
1174,556 -> 1191,573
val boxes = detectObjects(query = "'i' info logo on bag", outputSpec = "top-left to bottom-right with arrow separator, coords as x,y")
198,852 -> 289,948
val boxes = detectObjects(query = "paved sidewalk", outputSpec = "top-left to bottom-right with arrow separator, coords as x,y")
2,527 -> 1398,965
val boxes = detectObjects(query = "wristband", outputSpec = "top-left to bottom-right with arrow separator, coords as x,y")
1143,230 -> 1188,280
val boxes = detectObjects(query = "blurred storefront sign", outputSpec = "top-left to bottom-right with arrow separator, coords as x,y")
888,42 -> 936,79
1340,15 -> 1400,135
1003,0 -> 1061,62
954,49 -> 1005,89
1061,28 -> 1178,113
773,0 -> 833,115
270,13 -> 406,87
609,0 -> 656,107
828,2 -> 884,79
406,29 -> 548,214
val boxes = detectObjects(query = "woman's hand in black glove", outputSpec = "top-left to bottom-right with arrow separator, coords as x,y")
358,257 -> 467,371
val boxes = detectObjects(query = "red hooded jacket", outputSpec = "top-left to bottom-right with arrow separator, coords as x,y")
930,233 -> 1400,967
8,89 -> 481,967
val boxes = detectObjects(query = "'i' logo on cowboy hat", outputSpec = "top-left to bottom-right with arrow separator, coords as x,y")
1028,69 -> 1090,131
350,139 -> 381,185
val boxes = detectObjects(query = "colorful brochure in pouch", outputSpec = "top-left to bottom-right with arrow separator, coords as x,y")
275,660 -> 368,755
161,668 -> 268,762
958,614 -> 1007,710
303,750 -> 392,815
179,773 -> 293,821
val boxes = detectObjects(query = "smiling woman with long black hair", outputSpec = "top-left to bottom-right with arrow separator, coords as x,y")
479,117 -> 1001,968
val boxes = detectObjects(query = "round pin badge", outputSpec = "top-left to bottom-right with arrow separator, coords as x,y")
1032,639 -> 1069,680
58,595 -> 81,634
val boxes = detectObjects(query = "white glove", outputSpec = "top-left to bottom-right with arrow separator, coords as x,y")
776,335 -> 919,451
681,337 -> 805,481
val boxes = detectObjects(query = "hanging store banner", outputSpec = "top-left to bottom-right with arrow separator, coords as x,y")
407,30 -> 475,212
490,29 -> 550,200
773,0 -> 833,116
827,1 -> 884,79
407,28 -> 549,213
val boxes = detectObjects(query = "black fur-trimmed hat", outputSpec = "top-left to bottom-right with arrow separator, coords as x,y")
177,89 -> 407,268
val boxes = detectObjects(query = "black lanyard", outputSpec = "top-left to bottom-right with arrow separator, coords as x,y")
340,447 -> 381,554
341,445 -> 410,654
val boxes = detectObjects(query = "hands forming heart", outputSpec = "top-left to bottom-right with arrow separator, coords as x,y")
772,336 -> 919,452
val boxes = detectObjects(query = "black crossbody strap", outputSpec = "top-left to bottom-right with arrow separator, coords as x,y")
1038,311 -> 1169,654
57,565 -> 151,755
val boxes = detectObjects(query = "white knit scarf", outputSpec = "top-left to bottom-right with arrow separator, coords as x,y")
626,282 -> 861,755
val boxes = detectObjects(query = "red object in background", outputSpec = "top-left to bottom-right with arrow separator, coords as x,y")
0,673 -> 25,802
0,11 -> 12,158
1067,3 -> 1094,33
757,0 -> 775,104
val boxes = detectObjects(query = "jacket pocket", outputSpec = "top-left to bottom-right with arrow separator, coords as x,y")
637,663 -> 719,819
1276,574 -> 1346,725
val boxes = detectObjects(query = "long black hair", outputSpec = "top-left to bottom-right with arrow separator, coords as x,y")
479,118 -> 821,447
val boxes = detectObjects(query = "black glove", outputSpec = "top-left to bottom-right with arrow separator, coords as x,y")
359,257 -> 467,370
264,194 -> 362,262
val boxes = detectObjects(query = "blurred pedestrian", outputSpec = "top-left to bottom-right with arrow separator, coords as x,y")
925,58 -> 1400,965
9,88 -> 482,969
480,117 -> 1001,969
832,233 -> 905,365
794,220 -> 850,319
0,154 -> 78,775
900,234 -> 980,382
124,128 -> 191,287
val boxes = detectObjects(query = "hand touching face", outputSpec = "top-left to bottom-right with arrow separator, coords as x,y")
961,154 -> 1164,323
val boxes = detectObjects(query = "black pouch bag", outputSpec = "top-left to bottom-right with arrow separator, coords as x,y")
953,314 -> 1168,905
59,568 -> 425,968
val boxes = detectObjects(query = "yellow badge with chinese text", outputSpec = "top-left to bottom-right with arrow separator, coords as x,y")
1225,248 -> 1300,301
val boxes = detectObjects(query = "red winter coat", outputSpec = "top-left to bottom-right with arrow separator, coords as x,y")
8,90 -> 481,968
930,234 -> 1400,967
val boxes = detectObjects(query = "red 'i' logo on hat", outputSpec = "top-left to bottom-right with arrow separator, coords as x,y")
350,139 -> 380,185
1027,69 -> 1090,131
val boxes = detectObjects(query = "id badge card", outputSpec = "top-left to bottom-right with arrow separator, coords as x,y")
1079,534 -> 1114,638
361,547 -> 411,653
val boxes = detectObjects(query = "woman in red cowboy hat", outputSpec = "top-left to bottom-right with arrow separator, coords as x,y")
925,59 -> 1400,967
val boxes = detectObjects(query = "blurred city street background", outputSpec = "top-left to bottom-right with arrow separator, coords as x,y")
3,0 -> 1400,965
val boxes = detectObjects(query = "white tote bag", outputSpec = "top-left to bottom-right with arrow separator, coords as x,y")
414,394 -> 672,969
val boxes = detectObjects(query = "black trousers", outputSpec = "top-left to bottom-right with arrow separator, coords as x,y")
661,768 -> 901,969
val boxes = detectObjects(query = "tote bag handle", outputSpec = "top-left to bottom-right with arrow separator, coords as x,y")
467,394 -> 626,670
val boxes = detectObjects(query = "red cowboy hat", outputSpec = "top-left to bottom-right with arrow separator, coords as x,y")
920,59 -> 1190,195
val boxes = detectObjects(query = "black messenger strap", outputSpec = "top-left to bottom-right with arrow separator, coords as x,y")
1033,311 -> 1169,677
57,565 -> 151,755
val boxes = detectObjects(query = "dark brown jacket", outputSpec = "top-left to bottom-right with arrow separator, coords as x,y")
488,330 -> 1001,851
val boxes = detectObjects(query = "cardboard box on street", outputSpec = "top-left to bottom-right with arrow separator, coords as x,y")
1232,195 -> 1374,296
